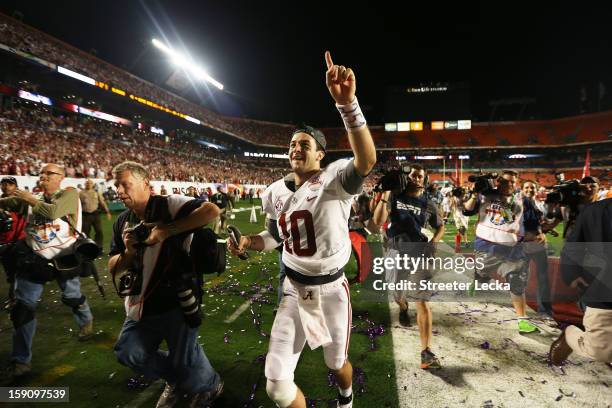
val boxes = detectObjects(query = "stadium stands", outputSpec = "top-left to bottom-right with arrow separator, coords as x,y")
3,12 -> 612,153
2,10 -> 612,192
0,105 -> 285,184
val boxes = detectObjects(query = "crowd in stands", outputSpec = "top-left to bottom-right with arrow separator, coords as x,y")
0,105 -> 285,185
0,13 -> 292,146
4,12 -> 612,154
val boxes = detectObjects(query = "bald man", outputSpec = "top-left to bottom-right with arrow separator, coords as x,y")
0,163 -> 94,382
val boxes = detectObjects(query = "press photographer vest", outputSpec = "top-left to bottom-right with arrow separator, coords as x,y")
474,193 -> 524,245
27,189 -> 81,260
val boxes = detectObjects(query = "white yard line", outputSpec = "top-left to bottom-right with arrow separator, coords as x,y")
224,287 -> 268,323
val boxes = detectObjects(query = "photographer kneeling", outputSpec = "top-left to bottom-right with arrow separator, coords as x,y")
108,161 -> 223,408
372,164 -> 445,369
0,164 -> 94,381
549,197 -> 612,365
464,170 -> 540,334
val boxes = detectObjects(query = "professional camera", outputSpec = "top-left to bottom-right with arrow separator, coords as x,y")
374,169 -> 406,193
468,172 -> 498,194
452,187 -> 466,198
112,222 -> 150,298
0,210 -> 14,233
115,267 -> 143,297
128,221 -> 151,244
374,167 -> 421,194
545,180 -> 582,207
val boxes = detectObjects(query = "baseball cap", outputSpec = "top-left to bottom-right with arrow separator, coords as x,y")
0,176 -> 17,185
580,176 -> 600,184
292,125 -> 327,153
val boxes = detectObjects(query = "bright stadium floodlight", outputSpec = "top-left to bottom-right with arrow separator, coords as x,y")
152,38 -> 224,90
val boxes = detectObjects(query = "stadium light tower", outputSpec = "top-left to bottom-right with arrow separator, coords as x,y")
152,38 -> 224,90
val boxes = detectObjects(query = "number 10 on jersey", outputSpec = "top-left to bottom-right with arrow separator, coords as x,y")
278,210 -> 317,256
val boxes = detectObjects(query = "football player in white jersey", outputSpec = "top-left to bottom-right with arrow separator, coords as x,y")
229,51 -> 376,408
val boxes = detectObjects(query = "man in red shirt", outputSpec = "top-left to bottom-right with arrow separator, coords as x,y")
0,177 -> 27,305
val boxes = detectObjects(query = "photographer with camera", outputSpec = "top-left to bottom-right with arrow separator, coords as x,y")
108,161 -> 223,408
372,164 -> 445,369
463,170 -> 540,334
0,164 -> 94,381
0,177 -> 27,306
543,176 -> 600,239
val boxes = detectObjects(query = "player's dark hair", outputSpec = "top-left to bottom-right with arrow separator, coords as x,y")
502,169 -> 519,177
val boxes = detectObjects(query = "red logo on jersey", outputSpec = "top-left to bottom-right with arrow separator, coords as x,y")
306,196 -> 317,202
274,198 -> 284,213
308,174 -> 323,191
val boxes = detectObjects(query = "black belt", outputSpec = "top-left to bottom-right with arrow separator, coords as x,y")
285,266 -> 344,285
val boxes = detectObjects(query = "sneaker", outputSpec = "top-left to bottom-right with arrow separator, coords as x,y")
549,331 -> 572,366
2,362 -> 31,384
420,348 -> 441,369
399,308 -> 410,327
189,380 -> 224,408
518,319 -> 540,334
156,383 -> 179,408
78,319 -> 94,341
337,392 -> 353,408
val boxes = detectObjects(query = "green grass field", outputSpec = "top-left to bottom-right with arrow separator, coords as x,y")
0,200 -> 565,408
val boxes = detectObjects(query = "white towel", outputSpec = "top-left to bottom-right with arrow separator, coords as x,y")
295,284 -> 333,350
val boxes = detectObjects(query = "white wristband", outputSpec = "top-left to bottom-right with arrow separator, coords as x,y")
258,230 -> 281,251
336,96 -> 367,131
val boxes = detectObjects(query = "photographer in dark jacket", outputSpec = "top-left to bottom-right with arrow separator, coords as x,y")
108,161 -> 223,408
549,198 -> 612,365
372,164 -> 445,370
0,177 -> 27,304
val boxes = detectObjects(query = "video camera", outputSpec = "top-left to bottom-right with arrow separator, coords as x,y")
128,221 -> 152,245
467,172 -> 498,194
374,166 -> 422,194
545,180 -> 582,207
452,187 -> 466,198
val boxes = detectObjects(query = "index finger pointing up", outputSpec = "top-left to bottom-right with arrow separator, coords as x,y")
325,50 -> 334,69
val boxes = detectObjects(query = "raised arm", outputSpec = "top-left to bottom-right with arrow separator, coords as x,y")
325,51 -> 376,176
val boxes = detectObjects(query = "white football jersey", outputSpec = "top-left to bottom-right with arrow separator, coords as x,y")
262,159 -> 358,276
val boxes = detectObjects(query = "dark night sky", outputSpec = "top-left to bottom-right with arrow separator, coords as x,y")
1,1 -> 611,126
